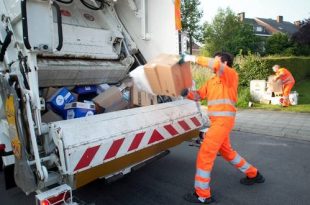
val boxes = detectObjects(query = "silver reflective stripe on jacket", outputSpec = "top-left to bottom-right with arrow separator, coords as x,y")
195,180 -> 210,190
208,111 -> 236,117
230,154 -> 242,165
196,169 -> 211,179
208,99 -> 236,107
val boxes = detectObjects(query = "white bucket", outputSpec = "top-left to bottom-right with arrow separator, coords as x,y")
289,91 -> 298,105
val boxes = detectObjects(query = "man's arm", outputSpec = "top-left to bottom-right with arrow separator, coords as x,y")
273,70 -> 284,81
183,55 -> 231,79
185,81 -> 208,101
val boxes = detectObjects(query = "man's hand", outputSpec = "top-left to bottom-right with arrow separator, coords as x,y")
180,88 -> 189,97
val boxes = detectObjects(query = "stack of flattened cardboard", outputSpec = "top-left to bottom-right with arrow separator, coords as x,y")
267,75 -> 283,94
144,54 -> 192,97
132,85 -> 158,107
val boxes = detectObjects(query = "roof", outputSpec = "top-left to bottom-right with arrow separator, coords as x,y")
244,18 -> 271,36
255,18 -> 298,36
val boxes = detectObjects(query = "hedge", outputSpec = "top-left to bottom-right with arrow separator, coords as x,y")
235,55 -> 310,87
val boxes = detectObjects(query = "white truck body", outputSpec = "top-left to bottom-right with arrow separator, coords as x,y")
0,0 -> 203,201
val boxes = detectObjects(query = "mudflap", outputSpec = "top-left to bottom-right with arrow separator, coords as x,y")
3,163 -> 16,190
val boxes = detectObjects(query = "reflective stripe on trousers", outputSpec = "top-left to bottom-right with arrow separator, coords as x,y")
229,154 -> 252,173
194,168 -> 211,190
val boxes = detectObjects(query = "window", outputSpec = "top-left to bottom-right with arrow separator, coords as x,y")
256,26 -> 263,32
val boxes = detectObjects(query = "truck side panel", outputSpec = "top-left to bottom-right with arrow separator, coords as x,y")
50,100 -> 202,174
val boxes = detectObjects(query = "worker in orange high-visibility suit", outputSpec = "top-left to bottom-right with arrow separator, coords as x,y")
182,52 -> 265,204
272,65 -> 295,107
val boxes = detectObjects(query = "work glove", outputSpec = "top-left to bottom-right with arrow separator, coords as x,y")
180,88 -> 189,97
179,54 -> 196,64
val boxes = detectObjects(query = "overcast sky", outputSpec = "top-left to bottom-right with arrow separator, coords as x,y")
200,0 -> 310,23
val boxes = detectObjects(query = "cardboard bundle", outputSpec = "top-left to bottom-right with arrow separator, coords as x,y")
267,75 -> 283,93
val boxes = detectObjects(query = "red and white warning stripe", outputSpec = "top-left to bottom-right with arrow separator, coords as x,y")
70,116 -> 202,173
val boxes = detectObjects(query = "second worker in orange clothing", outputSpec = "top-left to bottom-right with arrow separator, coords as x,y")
272,65 -> 295,107
182,52 -> 265,204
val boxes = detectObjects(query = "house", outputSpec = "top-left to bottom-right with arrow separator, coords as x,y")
238,12 -> 299,37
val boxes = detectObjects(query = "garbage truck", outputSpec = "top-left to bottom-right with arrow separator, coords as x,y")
0,0 -> 204,204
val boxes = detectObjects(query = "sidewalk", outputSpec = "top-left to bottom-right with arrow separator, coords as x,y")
234,109 -> 310,141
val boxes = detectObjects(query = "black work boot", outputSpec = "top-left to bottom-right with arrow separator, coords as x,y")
240,171 -> 265,185
183,192 -> 215,204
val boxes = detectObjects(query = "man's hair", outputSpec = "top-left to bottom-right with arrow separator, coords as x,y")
213,51 -> 234,67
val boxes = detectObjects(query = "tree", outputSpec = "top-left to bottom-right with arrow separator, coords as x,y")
181,0 -> 203,54
202,8 -> 262,56
292,18 -> 310,44
265,32 -> 294,55
291,18 -> 310,55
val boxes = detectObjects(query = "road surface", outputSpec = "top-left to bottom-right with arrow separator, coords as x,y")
1,131 -> 310,205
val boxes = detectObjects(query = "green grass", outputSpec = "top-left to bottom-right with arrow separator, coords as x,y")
251,79 -> 310,113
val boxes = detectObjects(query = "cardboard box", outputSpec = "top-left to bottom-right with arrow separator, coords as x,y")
104,100 -> 129,113
133,85 -> 158,106
65,102 -> 96,119
41,110 -> 63,123
267,75 -> 283,93
96,84 -> 110,94
47,87 -> 76,117
92,86 -> 123,109
42,87 -> 58,100
144,54 -> 192,97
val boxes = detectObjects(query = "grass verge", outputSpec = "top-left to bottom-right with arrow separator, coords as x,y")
251,79 -> 310,113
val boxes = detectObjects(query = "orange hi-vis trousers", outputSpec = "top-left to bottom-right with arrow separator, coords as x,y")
282,82 -> 295,106
195,117 -> 258,198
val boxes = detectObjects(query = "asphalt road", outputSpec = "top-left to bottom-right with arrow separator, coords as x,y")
1,131 -> 310,205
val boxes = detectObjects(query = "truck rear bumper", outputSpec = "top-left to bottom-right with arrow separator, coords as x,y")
74,129 -> 198,189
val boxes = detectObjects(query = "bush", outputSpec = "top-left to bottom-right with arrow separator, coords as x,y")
191,64 -> 214,89
237,87 -> 251,108
234,53 -> 271,87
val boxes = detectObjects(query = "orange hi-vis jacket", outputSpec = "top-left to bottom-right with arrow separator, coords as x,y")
276,68 -> 295,85
188,56 -> 238,119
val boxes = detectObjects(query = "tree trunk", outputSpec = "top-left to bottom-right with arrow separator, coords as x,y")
189,34 -> 193,55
